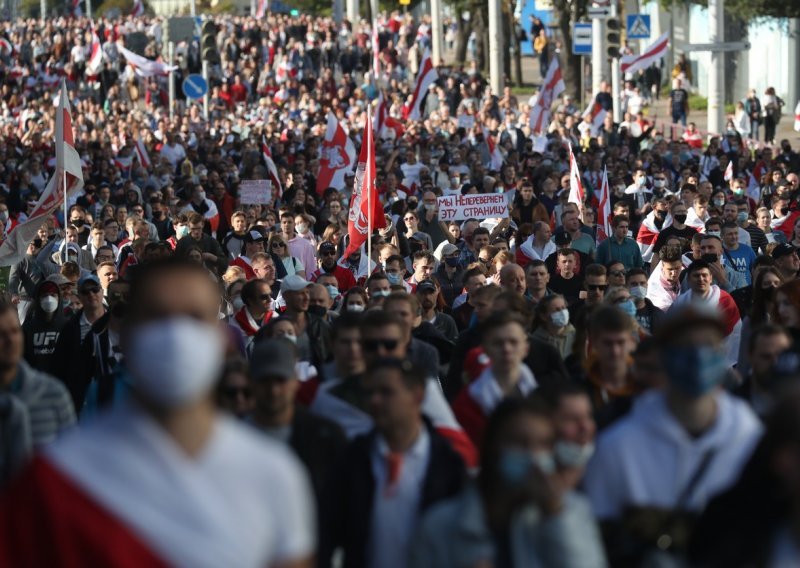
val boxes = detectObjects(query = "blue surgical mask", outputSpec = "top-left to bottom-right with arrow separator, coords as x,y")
498,449 -> 556,485
630,286 -> 647,300
663,345 -> 728,397
619,299 -> 637,317
325,284 -> 340,299
386,273 -> 403,286
736,211 -> 748,223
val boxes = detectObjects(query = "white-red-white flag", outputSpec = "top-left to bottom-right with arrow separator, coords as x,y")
567,143 -> 585,220
372,22 -> 381,79
131,0 -> 144,16
408,49 -> 438,121
118,45 -> 176,77
134,136 -> 151,169
724,160 -> 734,182
255,0 -> 267,18
620,32 -> 669,76
86,30 -> 104,76
582,100 -> 608,136
261,136 -> 283,200
597,166 -> 612,243
483,125 -> 503,171
344,113 -> 385,259
794,101 -> 800,132
0,81 -> 83,265
0,37 -> 14,57
316,112 -> 356,196
529,55 -> 565,135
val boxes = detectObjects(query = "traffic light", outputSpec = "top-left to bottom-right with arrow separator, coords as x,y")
606,18 -> 621,59
201,20 -> 220,65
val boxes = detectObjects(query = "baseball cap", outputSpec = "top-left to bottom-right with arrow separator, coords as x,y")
281,274 -> 312,293
772,243 -> 796,260
554,231 -> 572,246
250,338 -> 297,381
318,241 -> 337,255
46,273 -> 70,286
243,228 -> 266,244
416,279 -> 437,293
78,274 -> 100,289
39,281 -> 60,296
441,243 -> 459,256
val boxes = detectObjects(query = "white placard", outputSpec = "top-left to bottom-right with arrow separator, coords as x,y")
239,180 -> 272,205
437,193 -> 510,222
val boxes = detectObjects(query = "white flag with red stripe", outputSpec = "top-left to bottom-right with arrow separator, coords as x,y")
316,112 -> 356,196
344,113 -> 386,259
408,49 -> 438,121
724,160 -> 734,182
483,125 -> 503,171
255,0 -> 267,18
582,100 -> 607,136
118,45 -> 176,77
134,136 -> 151,169
86,30 -> 104,76
373,91 -> 387,137
0,81 -> 83,266
620,32 -> 669,76
529,55 -> 565,135
597,166 -> 611,243
261,136 -> 283,199
0,37 -> 14,57
567,143 -> 585,220
131,0 -> 144,16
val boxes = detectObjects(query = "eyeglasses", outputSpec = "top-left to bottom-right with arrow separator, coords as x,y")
362,338 -> 399,352
80,286 -> 101,295
586,284 -> 608,291
403,217 -> 416,222
271,242 -> 285,248
609,270 -> 626,277
222,386 -> 252,399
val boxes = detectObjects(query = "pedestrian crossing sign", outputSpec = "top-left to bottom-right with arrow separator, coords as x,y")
626,14 -> 651,39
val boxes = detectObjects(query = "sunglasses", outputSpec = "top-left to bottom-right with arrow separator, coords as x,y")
80,286 -> 102,295
272,242 -> 285,248
586,284 -> 608,291
362,338 -> 399,352
222,386 -> 252,399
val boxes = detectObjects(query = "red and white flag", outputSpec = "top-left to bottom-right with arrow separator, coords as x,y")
344,113 -> 385,259
261,136 -> 283,199
316,112 -> 356,196
567,143 -> 585,220
255,0 -> 267,18
0,37 -> 14,56
114,154 -> 134,177
131,0 -> 144,16
0,81 -> 83,266
86,30 -> 104,76
620,32 -> 669,76
373,91 -> 387,137
596,166 -> 611,243
118,45 -> 176,77
134,136 -> 151,169
483,125 -> 503,171
371,22 -> 380,79
408,49 -> 438,121
528,55 -> 565,135
794,101 -> 800,132
582,100 -> 607,136
724,160 -> 734,182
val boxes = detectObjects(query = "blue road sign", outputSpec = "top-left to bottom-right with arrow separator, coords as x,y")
572,23 -> 592,55
182,74 -> 208,100
626,14 -> 651,39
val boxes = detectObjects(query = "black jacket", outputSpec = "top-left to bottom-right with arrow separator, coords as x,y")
50,310 -> 94,410
318,422 -> 467,568
289,407 -> 347,502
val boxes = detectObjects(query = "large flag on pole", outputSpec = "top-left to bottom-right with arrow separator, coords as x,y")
596,166 -> 611,243
620,32 -> 669,76
567,143 -> 585,220
261,136 -> 283,200
373,90 -> 387,137
255,0 -> 267,18
528,55 -> 565,135
371,22 -> 381,79
408,49 -> 438,121
344,113 -> 385,259
582,100 -> 608,136
316,113 -> 356,196
118,45 -> 177,77
0,81 -> 83,266
794,101 -> 800,132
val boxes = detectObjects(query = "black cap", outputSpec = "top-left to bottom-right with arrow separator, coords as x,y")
243,228 -> 266,244
318,241 -> 337,254
772,243 -> 796,260
554,231 -> 572,246
416,279 -> 437,293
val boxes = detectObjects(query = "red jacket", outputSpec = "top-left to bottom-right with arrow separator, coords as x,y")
310,265 -> 357,293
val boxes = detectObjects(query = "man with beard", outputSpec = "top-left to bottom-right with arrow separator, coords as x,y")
310,241 -> 356,292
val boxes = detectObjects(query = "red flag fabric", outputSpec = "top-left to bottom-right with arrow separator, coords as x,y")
408,49 -> 438,121
582,101 -> 608,137
528,56 -> 565,135
86,30 -> 103,76
261,136 -> 283,199
343,113 -> 385,258
372,22 -> 380,79
316,112 -> 356,196
620,32 -> 669,76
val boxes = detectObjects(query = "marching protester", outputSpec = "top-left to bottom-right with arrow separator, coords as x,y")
0,9 -> 796,567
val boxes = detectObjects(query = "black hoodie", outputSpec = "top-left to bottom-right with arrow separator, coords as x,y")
22,281 -> 68,374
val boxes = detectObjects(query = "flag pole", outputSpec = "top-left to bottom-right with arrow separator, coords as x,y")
63,169 -> 67,230
367,107 -> 373,268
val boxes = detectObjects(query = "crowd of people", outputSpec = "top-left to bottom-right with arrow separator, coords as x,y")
1,9 -> 800,568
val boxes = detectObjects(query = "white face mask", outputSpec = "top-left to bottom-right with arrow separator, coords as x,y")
630,285 -> 647,300
348,303 -> 365,312
39,295 -> 59,314
554,440 -> 595,469
125,318 -> 224,407
297,223 -> 309,234
282,333 -> 297,344
550,308 -> 570,328
232,296 -> 245,311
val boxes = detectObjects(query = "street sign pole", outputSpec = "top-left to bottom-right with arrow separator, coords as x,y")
168,42 -> 175,122
707,0 -> 724,136
202,60 -> 210,122
611,2 -> 621,123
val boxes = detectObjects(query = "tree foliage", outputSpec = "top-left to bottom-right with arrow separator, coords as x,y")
660,0 -> 800,22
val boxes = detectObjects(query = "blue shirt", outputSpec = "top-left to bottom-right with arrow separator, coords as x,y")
722,244 -> 757,285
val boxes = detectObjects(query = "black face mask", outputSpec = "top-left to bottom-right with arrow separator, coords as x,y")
673,213 -> 687,224
152,211 -> 164,220
701,253 -> 719,264
307,305 -> 327,318
781,207 -> 790,216
110,301 -> 128,320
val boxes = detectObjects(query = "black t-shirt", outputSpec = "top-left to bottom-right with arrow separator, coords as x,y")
653,224 -> 698,255
670,88 -> 688,115
549,273 -> 585,304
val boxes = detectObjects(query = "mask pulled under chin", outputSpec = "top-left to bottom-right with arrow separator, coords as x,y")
125,317 -> 225,407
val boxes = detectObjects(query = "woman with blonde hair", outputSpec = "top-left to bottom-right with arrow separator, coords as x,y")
268,232 -> 304,277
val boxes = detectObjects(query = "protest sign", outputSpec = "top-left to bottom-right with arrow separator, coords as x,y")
437,193 -> 510,221
239,180 -> 272,205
